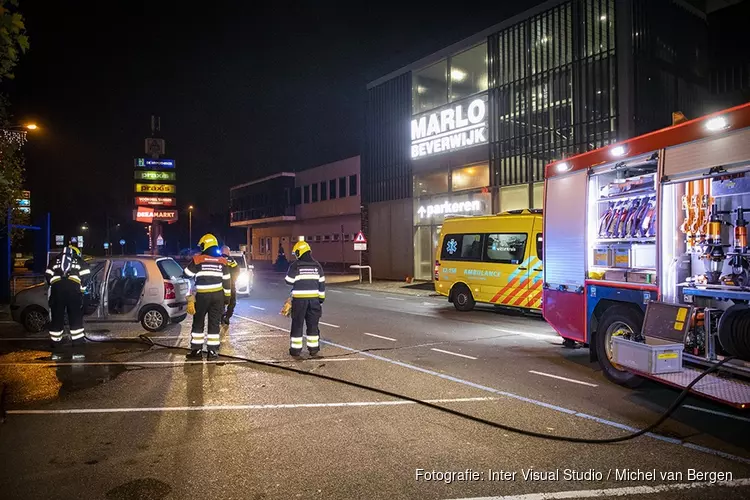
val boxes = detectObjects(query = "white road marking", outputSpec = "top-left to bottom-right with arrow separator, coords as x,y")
8,396 -> 499,415
386,296 -> 404,301
249,305 -> 266,311
328,289 -> 343,294
492,327 -> 560,341
682,404 -> 750,423
528,370 -> 598,388
319,321 -> 340,328
0,358 -> 369,367
354,292 -> 370,297
364,332 -> 397,342
446,478 -> 750,500
430,348 -> 477,360
422,301 -> 440,306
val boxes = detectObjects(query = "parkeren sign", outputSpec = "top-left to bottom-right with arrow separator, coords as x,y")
411,94 -> 488,159
417,200 -> 483,219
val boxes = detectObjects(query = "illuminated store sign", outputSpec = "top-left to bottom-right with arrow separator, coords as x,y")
135,183 -> 176,194
417,199 -> 483,219
411,94 -> 488,159
135,170 -> 176,181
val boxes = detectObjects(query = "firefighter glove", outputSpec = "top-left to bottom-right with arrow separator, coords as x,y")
187,295 -> 196,316
280,298 -> 292,317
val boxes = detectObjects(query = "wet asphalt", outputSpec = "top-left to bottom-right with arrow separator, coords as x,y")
0,273 -> 748,499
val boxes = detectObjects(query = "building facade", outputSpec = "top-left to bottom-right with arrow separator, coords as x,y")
230,156 -> 361,266
363,0 -> 710,280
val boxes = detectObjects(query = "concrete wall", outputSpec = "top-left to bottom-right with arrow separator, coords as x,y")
295,156 -> 360,220
367,198 -> 413,280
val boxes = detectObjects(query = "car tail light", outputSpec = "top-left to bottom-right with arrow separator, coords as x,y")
434,260 -> 440,281
164,281 -> 176,300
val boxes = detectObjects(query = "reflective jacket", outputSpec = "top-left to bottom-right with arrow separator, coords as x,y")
184,253 -> 231,296
222,254 -> 240,293
285,256 -> 325,300
45,246 -> 90,293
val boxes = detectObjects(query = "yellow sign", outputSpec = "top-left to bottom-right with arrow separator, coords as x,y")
135,183 -> 176,194
658,352 -> 679,360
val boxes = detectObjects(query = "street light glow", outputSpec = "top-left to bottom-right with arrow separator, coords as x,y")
189,205 -> 194,210
25,123 -> 38,130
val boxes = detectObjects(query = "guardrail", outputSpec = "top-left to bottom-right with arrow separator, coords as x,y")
11,274 -> 45,296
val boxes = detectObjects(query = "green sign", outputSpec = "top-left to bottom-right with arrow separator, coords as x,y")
135,170 -> 176,181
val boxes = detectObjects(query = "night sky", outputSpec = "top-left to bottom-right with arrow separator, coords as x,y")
8,1 -> 544,251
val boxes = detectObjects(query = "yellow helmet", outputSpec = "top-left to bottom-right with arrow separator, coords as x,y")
292,240 -> 311,258
198,233 -> 219,252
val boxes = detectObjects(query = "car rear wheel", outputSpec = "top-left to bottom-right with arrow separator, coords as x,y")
452,284 -> 475,312
22,305 -> 48,333
140,306 -> 168,332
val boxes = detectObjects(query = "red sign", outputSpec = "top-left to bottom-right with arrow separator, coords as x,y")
135,206 -> 154,223
354,231 -> 367,243
135,196 -> 176,207
153,209 -> 178,222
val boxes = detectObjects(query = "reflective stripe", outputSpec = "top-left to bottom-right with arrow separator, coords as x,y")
206,334 -> 220,346
184,268 -> 196,277
195,271 -> 224,278
296,275 -> 320,280
290,338 -> 304,347
80,287 -> 86,293
71,332 -> 85,341
69,276 -> 81,284
52,265 -> 60,270
45,269 -> 54,275
196,284 -> 222,291
224,289 -> 231,296
285,276 -> 296,284
79,269 -> 91,276
319,292 -> 326,298
70,328 -> 84,334
222,274 -> 231,280
291,290 -> 320,298
191,333 -> 205,340
306,336 -> 319,347
318,276 -> 326,282
50,337 -> 63,342
49,331 -> 63,338
49,276 -> 61,283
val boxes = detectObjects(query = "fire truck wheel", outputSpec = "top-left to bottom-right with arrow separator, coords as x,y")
451,284 -> 475,312
596,306 -> 644,388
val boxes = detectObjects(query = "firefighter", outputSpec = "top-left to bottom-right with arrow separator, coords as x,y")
183,234 -> 231,360
284,241 -> 325,356
220,245 -> 239,325
45,238 -> 90,354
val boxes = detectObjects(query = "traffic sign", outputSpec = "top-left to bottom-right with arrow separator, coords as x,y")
354,231 -> 367,243
354,242 -> 367,251
156,235 -> 164,246
103,243 -> 110,249
119,239 -> 126,246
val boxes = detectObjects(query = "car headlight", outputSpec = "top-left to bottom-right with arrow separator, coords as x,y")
236,271 -> 249,287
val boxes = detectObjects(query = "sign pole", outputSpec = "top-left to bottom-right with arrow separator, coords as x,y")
358,249 -> 362,283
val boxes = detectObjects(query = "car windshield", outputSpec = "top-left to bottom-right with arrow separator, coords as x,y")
157,258 -> 184,280
233,255 -> 247,268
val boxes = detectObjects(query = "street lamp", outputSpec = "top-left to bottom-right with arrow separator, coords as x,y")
81,224 -> 89,231
188,205 -> 194,247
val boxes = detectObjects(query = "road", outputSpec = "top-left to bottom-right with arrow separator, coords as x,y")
0,272 -> 748,500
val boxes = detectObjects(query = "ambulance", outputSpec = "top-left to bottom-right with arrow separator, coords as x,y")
434,210 -> 543,311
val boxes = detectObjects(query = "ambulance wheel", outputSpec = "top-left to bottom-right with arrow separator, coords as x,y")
596,306 -> 644,388
452,284 -> 475,312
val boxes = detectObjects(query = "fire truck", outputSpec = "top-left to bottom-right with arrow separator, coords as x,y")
543,102 -> 750,408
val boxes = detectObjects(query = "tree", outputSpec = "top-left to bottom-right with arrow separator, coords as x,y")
0,0 -> 28,238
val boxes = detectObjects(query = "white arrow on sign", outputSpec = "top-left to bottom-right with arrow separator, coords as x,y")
417,206 -> 426,217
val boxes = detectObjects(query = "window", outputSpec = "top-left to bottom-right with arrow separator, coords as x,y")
413,60 -> 448,114
485,234 -> 527,264
449,43 -> 487,101
332,233 -> 340,242
293,187 -> 302,205
500,185 -> 528,212
536,233 -> 543,260
266,238 -> 271,253
440,234 -> 483,261
157,258 -> 184,280
314,235 -> 321,242
312,183 -> 319,203
323,235 -> 331,242
303,185 -> 310,204
349,175 -> 358,196
329,179 -> 337,199
414,171 -> 449,197
339,177 -> 347,197
321,181 -> 328,201
451,163 -> 489,192
343,233 -> 350,242
306,235 -> 314,242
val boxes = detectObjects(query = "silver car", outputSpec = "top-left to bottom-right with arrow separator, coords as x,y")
11,255 -> 190,333
230,251 -> 254,295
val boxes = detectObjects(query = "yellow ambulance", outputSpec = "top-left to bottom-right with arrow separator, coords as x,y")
434,209 -> 543,311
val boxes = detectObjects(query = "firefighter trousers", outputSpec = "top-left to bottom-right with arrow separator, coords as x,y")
191,291 -> 224,350
49,279 -> 84,344
290,298 -> 321,353
222,288 -> 237,323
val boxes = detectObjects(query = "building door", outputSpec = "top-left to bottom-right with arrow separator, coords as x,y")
431,225 -> 442,280
414,226 -> 432,281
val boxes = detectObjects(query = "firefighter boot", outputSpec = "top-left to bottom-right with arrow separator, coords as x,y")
186,349 -> 203,360
206,349 -> 219,360
71,338 -> 86,361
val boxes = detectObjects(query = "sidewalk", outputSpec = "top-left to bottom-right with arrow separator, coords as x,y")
331,279 -> 440,297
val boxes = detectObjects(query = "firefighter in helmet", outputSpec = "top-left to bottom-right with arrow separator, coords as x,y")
183,234 -> 231,359
220,245 -> 239,325
284,240 -> 325,356
45,237 -> 90,356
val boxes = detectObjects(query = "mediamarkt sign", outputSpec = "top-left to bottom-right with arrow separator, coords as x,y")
411,94 -> 488,159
